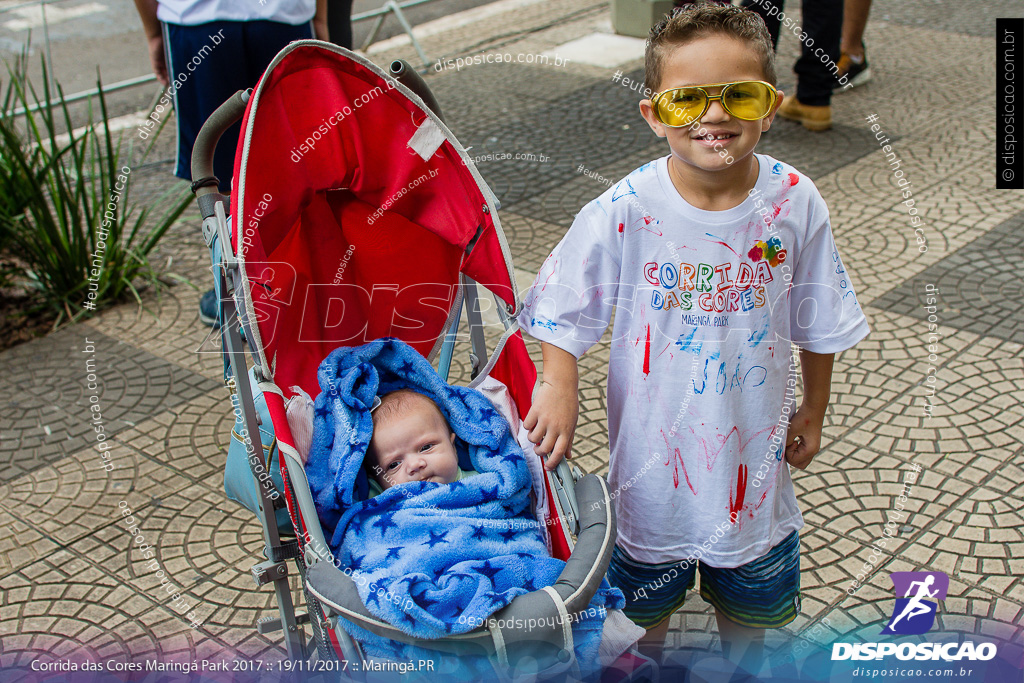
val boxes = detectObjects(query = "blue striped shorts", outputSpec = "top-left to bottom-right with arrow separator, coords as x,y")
606,530 -> 801,629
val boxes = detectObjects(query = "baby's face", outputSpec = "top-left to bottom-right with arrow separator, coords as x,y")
370,402 -> 459,489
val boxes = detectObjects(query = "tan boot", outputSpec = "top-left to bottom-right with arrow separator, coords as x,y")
777,96 -> 832,131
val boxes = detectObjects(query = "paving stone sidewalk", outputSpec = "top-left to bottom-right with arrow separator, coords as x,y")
1,0 -> 1023,679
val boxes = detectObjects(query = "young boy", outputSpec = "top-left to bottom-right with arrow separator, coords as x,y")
364,389 -> 470,492
519,2 -> 869,673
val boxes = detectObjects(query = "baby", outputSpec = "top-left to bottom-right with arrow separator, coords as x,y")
364,389 -> 469,492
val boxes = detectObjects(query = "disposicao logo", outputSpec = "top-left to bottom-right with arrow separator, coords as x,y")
882,571 -> 948,635
832,571 -> 998,662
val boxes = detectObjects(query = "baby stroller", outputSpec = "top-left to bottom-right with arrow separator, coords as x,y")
190,41 -> 655,681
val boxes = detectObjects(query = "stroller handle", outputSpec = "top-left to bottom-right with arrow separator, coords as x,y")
191,89 -> 251,197
390,59 -> 445,124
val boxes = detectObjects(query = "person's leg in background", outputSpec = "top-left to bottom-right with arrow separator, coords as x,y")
163,22 -> 242,325
184,20 -> 312,326
164,22 -> 253,325
226,20 -> 313,185
836,0 -> 872,89
739,0 -> 782,50
741,0 -> 843,131
790,0 -> 843,109
164,21 -> 246,185
841,0 -> 871,57
327,0 -> 353,49
775,0 -> 843,130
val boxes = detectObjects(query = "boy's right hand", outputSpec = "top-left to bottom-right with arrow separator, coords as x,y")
524,379 -> 579,471
523,343 -> 580,471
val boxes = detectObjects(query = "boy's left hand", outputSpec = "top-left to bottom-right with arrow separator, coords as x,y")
784,404 -> 826,470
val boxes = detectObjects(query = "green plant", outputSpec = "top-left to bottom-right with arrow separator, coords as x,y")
0,152 -> 34,244
0,55 -> 191,323
0,153 -> 31,288
0,57 -> 45,288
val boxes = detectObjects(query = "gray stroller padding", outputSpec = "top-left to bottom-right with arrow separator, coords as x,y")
306,474 -> 615,663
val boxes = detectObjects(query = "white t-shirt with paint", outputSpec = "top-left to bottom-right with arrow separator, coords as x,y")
157,0 -> 315,26
520,153 -> 870,567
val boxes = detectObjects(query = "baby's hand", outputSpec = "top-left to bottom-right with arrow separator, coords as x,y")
784,404 -> 825,470
523,379 -> 579,471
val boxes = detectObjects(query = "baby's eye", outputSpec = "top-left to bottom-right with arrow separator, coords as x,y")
420,443 -> 435,452
386,461 -> 401,470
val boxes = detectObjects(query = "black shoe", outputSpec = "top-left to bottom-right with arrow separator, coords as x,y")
199,288 -> 220,328
835,43 -> 871,92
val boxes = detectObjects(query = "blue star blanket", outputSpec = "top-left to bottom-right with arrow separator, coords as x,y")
305,339 -> 623,678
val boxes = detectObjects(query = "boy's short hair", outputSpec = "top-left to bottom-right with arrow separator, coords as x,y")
645,1 -> 777,92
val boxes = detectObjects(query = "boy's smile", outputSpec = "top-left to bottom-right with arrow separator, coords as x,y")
640,34 -> 784,208
691,127 -> 740,147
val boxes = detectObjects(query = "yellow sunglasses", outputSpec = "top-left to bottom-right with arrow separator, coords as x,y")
651,80 -> 779,128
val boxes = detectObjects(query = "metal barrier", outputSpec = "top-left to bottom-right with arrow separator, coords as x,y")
355,0 -> 434,68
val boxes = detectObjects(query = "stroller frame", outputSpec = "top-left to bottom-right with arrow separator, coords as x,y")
190,43 -> 639,678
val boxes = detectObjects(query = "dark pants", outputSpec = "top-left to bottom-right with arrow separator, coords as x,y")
164,20 -> 313,187
328,0 -> 354,49
741,0 -> 843,106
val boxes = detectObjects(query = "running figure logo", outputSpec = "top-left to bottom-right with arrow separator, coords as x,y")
882,571 -> 949,635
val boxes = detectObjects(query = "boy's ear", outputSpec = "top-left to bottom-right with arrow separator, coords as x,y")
450,431 -> 457,444
639,99 -> 668,138
763,89 -> 785,132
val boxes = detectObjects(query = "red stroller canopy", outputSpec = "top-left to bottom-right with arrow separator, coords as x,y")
229,42 -> 532,412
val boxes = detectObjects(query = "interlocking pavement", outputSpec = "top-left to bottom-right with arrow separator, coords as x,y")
1,0 -> 1022,679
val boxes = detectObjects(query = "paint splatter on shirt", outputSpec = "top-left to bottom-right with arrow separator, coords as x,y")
521,153 -> 870,566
